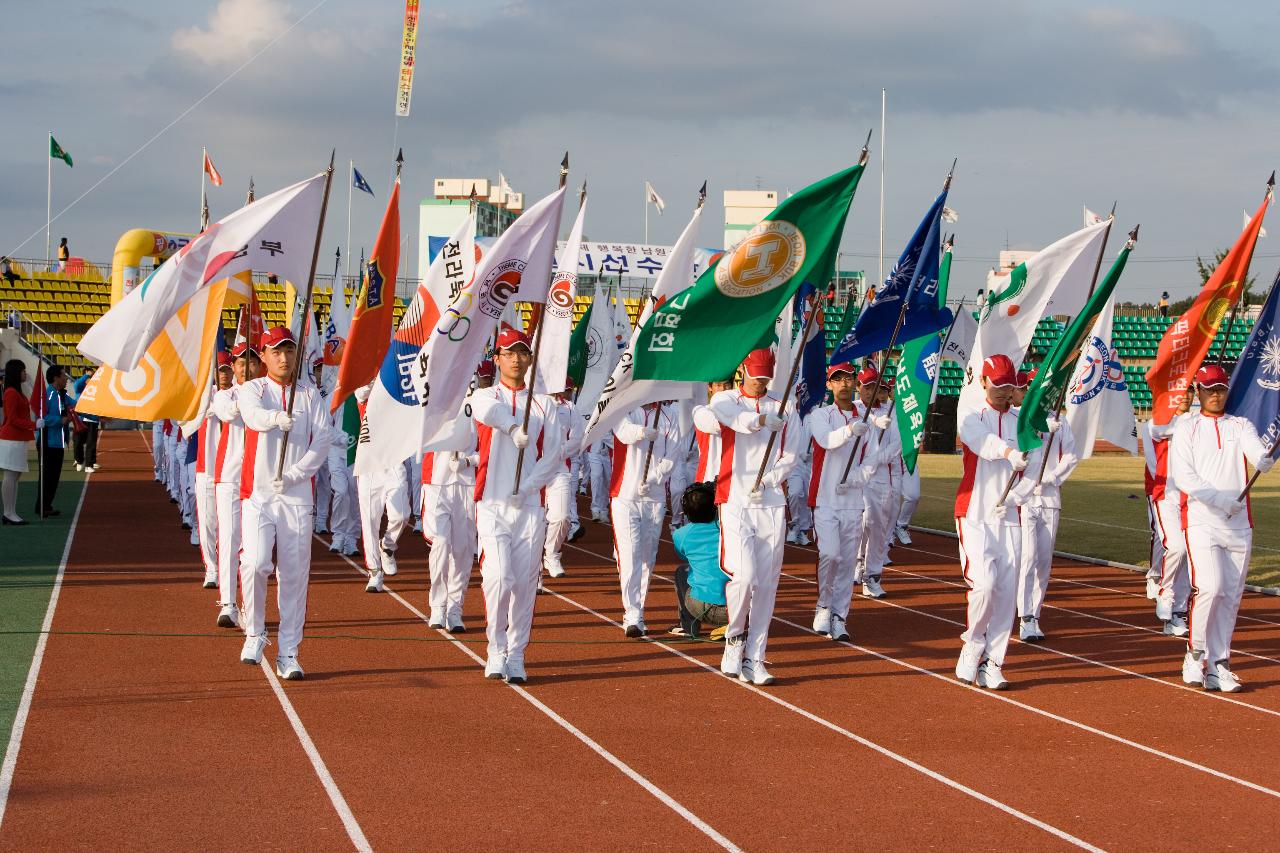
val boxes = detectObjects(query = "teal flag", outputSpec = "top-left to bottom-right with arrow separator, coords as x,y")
894,245 -> 953,473
566,300 -> 592,391
633,164 -> 865,381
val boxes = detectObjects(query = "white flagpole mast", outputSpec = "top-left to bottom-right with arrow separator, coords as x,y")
879,88 -> 886,289
200,147 -> 208,232
644,183 -> 649,245
46,131 -> 52,268
345,160 -> 354,283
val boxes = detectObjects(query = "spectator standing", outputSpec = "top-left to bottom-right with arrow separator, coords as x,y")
1159,291 -> 1170,319
0,360 -> 36,525
1,256 -> 19,285
35,364 -> 70,516
57,238 -> 70,273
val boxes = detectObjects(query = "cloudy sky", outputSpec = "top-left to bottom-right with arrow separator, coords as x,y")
4,0 -> 1280,302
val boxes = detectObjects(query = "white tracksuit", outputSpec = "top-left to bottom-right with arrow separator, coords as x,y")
692,404 -> 723,483
193,403 -> 222,585
587,439 -> 612,518
543,399 -> 584,573
806,403 -> 887,620
472,381 -> 564,667
238,376 -> 332,658
857,402 -> 902,579
211,385 -> 246,610
326,413 -> 360,547
357,460 -> 410,573
609,404 -> 680,627
1170,412 -> 1267,666
897,463 -> 921,529
1016,416 -> 1079,619
152,421 -> 166,480
421,440 -> 477,625
711,389 -> 800,662
666,422 -> 693,527
786,427 -> 813,537
956,405 -> 1023,667
1145,417 -> 1191,616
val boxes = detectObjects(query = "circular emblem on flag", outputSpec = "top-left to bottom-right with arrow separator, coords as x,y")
1069,335 -> 1126,406
1258,335 -> 1280,391
107,354 -> 163,408
586,325 -> 606,368
478,259 -> 526,319
547,274 -> 575,320
714,221 -> 806,298
1198,285 -> 1236,336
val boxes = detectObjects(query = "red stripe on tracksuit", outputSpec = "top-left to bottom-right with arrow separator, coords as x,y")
807,440 -> 826,507
239,431 -> 260,500
713,430 -> 736,505
422,451 -> 435,486
609,435 -> 628,499
695,432 -> 711,481
213,422 -> 230,483
473,425 -> 494,502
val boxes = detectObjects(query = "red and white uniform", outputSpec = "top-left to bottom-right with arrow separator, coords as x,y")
325,411 -> 360,550
421,428 -> 478,627
238,377 -> 332,658
211,384 -> 247,610
472,381 -> 564,669
1170,412 -> 1267,667
955,404 -> 1023,667
1145,415 -> 1191,618
710,388 -> 800,663
856,401 -> 902,579
543,398 -> 584,574
692,404 -> 722,483
610,403 -> 681,628
1015,415 -> 1079,619
193,398 -> 224,585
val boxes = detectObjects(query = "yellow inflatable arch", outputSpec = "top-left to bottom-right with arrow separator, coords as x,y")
110,229 -> 195,304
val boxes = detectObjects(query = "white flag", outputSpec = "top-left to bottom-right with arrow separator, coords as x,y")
940,308 -> 977,366
768,307 -> 797,397
535,197 -> 587,394
575,287 -> 622,419
959,220 -> 1110,413
646,181 -> 665,214
581,204 -> 704,445
498,171 -> 512,201
611,289 -> 633,352
417,184 -> 566,445
80,173 -> 327,370
1084,206 -> 1104,227
1245,210 -> 1268,238
1064,295 -> 1138,457
354,214 -> 477,475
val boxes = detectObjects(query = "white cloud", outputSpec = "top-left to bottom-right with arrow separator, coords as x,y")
171,0 -> 337,66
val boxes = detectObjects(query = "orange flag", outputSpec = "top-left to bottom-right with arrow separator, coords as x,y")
1147,186 -> 1272,424
332,179 -> 400,412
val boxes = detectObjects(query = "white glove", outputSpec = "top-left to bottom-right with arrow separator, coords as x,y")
270,478 -> 285,496
859,465 -> 876,485
848,420 -> 869,439
448,454 -> 471,473
760,413 -> 785,432
272,411 -> 294,432
870,413 -> 891,430
282,465 -> 307,487
638,426 -> 658,442
1007,450 -> 1028,472
1257,455 -> 1276,474
835,481 -> 852,495
1047,418 -> 1061,435
1033,483 -> 1043,498
228,403 -> 240,420
637,482 -> 651,498
991,504 -> 1009,522
760,468 -> 786,490
1209,491 -> 1244,518
508,425 -> 529,449
748,486 -> 763,503
1009,479 -> 1035,506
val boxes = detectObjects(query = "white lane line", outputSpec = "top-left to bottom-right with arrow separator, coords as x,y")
0,477 -> 89,831
321,539 -> 741,853
567,535 -> 1280,799
553,546 -> 1104,853
260,662 -> 372,852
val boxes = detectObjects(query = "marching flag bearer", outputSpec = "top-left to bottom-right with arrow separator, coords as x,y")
610,401 -> 680,636
804,362 -> 877,642
542,381 -> 584,581
471,328 -> 564,684
421,410 -> 479,633
855,368 -> 901,599
1171,365 -> 1274,692
210,343 -> 261,628
237,327 -> 333,680
954,354 -> 1030,690
713,348 -> 800,686
194,355 -> 234,590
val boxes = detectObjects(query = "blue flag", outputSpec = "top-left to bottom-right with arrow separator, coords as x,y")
792,283 -> 828,417
828,188 -> 954,364
1226,271 -> 1280,452
353,167 -> 374,197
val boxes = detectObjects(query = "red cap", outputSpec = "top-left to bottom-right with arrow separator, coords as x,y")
982,354 -> 1018,387
883,375 -> 896,389
827,361 -> 856,380
741,348 -> 776,380
856,366 -> 880,385
216,352 -> 233,369
495,327 -> 531,352
230,342 -> 256,359
476,359 -> 496,378
563,374 -> 577,390
261,327 -> 296,350
1195,364 -> 1230,387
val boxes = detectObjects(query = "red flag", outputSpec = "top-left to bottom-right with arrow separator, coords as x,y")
204,151 -> 223,187
29,366 -> 45,421
233,284 -> 265,351
1147,190 -> 1271,424
332,179 -> 400,412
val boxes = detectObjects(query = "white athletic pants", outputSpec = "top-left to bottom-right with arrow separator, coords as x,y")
313,462 -> 331,528
588,453 -> 611,517
721,503 -> 786,662
610,496 -> 664,625
405,457 -> 423,522
814,504 -> 863,619
327,458 -> 360,539
423,483 -> 475,622
1186,525 -> 1251,665
152,426 -> 165,479
543,472 -> 574,569
861,481 -> 893,576
1146,499 -> 1163,582
213,482 -> 242,607
194,472 -> 218,580
897,467 -> 921,528
1017,504 -> 1060,619
957,517 -> 1020,666
668,462 -> 690,527
1153,498 -> 1190,615
357,468 -> 410,572
241,497 -> 313,658
181,460 -> 196,524
787,473 -> 812,534
477,500 -> 546,664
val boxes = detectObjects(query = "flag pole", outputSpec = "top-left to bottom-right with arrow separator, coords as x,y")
879,88 -> 886,288
200,147 -> 207,232
46,131 -> 52,268
345,160 -> 354,283
275,151 -> 337,480
644,183 -> 649,245
513,152 -> 569,494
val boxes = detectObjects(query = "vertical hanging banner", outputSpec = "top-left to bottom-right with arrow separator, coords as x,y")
395,0 -> 420,117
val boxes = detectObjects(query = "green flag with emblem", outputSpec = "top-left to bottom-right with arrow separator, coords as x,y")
50,135 -> 72,167
893,243 -> 953,473
566,300 -> 592,392
633,162 -> 866,381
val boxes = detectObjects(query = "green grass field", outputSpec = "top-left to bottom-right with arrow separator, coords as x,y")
911,453 -> 1280,589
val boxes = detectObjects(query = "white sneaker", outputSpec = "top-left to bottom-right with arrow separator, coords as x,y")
720,634 -> 745,677
313,519 -> 327,534
545,556 -> 565,578
240,633 -> 268,665
216,603 -> 240,629
328,537 -> 340,553
829,614 -> 849,642
853,564 -> 866,584
364,571 -> 385,593
340,537 -> 359,556
895,526 -> 913,545
504,657 -> 527,685
863,576 -> 886,599
275,656 -> 305,680
1205,661 -> 1243,693
1145,577 -> 1159,600
380,550 -> 398,576
623,620 -> 646,638
202,569 -> 218,590
795,531 -> 812,546
1182,651 -> 1205,686
976,659 -> 1010,690
592,511 -> 609,523
446,613 -> 467,633
1163,613 -> 1189,637
956,643 -> 983,684
812,607 -> 832,635
75,463 -> 83,472
785,529 -> 799,544
91,464 -> 100,471
428,608 -> 446,629
484,653 -> 506,680
1019,618 -> 1044,642
1154,594 -> 1173,623
740,659 -> 776,686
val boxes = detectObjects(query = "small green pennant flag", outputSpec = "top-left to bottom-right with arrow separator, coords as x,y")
50,135 -> 73,168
